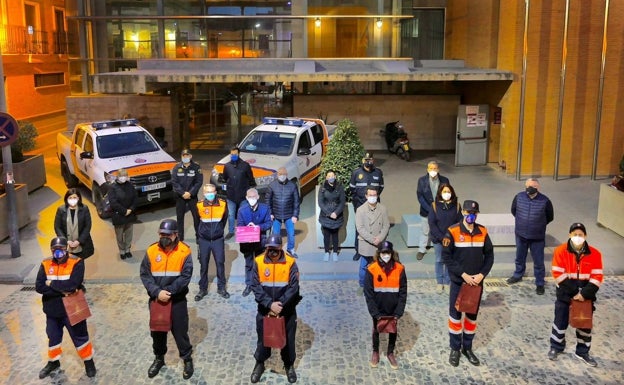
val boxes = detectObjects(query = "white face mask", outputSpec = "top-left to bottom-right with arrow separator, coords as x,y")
380,253 -> 391,263
441,192 -> 452,201
67,198 -> 79,207
367,196 -> 378,204
277,175 -> 287,182
247,197 -> 258,206
117,176 -> 128,183
428,170 -> 438,178
570,236 -> 585,247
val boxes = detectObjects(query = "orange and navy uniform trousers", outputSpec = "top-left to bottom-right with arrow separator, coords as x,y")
442,222 -> 494,351
251,251 -> 301,367
196,198 -> 228,291
34,256 -> 93,362
550,241 -> 603,355
363,258 -> 407,354
139,240 -> 194,359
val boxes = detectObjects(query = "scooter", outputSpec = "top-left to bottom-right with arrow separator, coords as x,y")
381,121 -> 411,161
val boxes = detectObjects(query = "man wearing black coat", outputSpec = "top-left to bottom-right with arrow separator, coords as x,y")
416,161 -> 450,260
222,146 -> 256,240
171,148 -> 203,242
266,167 -> 299,257
108,168 -> 138,259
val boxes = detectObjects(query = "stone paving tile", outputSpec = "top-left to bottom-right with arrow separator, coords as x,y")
0,278 -> 623,385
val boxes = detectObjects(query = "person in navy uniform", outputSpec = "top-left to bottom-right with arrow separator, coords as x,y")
171,148 -> 203,242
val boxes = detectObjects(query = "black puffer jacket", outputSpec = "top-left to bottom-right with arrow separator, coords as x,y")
318,181 -> 346,229
266,179 -> 300,220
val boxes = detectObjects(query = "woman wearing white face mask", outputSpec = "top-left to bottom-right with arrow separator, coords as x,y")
428,183 -> 463,291
548,222 -> 604,367
318,170 -> 346,262
363,241 -> 407,370
53,189 -> 95,259
108,168 -> 138,260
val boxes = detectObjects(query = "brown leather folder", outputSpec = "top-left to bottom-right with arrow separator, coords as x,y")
149,300 -> 172,332
263,315 -> 286,349
455,283 -> 483,314
569,300 -> 593,329
376,316 -> 398,334
62,290 -> 92,326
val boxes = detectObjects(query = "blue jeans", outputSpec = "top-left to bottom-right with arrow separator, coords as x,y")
272,218 -> 296,251
358,256 -> 372,287
512,235 -> 546,286
227,199 -> 239,234
433,243 -> 450,285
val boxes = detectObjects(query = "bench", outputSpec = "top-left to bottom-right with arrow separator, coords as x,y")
399,214 -> 424,247
476,213 -> 516,246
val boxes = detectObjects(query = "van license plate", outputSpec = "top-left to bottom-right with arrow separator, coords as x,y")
142,182 -> 166,192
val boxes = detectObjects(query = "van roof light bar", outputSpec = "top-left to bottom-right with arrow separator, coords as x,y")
92,119 -> 139,130
262,117 -> 304,127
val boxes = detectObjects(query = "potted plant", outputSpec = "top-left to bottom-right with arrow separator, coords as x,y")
0,120 -> 46,193
0,182 -> 31,241
315,118 -> 365,248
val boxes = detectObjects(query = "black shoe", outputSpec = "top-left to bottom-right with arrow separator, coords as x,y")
449,349 -> 460,367
536,285 -> 545,295
506,276 -> 522,284
225,233 -> 234,240
352,253 -> 360,261
182,358 -> 194,380
84,359 -> 96,378
124,252 -> 133,259
461,348 -> 480,366
285,365 -> 297,383
148,356 -> 165,378
194,290 -> 207,302
575,353 -> 598,367
217,288 -> 230,299
250,361 -> 265,383
39,360 -> 60,379
242,286 -> 252,297
548,348 -> 560,361
120,253 -> 127,260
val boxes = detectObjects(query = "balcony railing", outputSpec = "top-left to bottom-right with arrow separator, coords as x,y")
0,25 -> 69,55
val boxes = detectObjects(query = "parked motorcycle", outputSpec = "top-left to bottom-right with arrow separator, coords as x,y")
381,121 -> 411,161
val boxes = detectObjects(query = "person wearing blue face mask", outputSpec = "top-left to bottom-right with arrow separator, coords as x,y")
195,183 -> 229,300
171,148 -> 203,243
222,146 -> 256,240
442,200 -> 494,368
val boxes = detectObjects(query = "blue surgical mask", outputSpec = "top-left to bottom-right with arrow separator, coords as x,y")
53,249 -> 66,260
465,213 -> 477,224
205,193 -> 216,201
327,177 -> 336,184
182,156 -> 191,164
231,154 -> 239,162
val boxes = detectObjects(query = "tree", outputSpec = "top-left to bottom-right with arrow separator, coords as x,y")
318,118 -> 365,188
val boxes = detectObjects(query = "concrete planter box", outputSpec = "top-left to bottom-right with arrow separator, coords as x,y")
0,154 -> 47,193
0,184 -> 30,241
597,183 -> 624,237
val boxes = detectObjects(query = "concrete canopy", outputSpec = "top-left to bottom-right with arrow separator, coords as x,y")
92,58 -> 514,94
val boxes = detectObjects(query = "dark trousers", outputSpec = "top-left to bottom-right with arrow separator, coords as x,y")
448,280 -> 481,350
175,197 -> 199,242
512,235 -> 546,286
243,249 -> 263,286
151,299 -> 193,360
550,299 -> 593,355
321,226 -> 340,253
372,317 -> 397,354
198,237 -> 226,291
45,316 -> 92,360
254,312 -> 297,367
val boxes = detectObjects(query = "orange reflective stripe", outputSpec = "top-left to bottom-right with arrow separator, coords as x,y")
48,344 -> 62,360
448,225 -> 488,245
255,254 -> 295,287
197,199 -> 227,222
448,317 -> 462,333
42,257 -> 81,281
147,242 -> 190,276
463,318 -> 477,333
367,262 -> 404,292
76,341 -> 93,360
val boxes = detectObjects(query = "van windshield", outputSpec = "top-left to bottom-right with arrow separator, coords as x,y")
239,131 -> 295,156
97,131 -> 160,159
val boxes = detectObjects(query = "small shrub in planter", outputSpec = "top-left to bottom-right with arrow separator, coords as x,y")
318,118 -> 365,187
0,121 -> 39,163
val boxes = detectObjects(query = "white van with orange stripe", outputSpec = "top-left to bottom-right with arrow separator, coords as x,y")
56,119 -> 177,218
210,117 -> 335,199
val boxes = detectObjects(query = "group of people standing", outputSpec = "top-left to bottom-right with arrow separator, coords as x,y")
34,148 -> 604,381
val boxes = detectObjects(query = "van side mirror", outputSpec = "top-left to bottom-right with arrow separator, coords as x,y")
297,148 -> 311,156
80,151 -> 94,159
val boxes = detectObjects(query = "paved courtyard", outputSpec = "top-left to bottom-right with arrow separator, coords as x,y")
0,277 -> 622,385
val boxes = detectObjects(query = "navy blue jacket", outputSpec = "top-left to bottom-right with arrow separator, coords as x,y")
417,174 -> 450,217
267,179 -> 300,220
428,199 -> 463,244
348,166 -> 384,210
223,159 -> 255,204
237,200 -> 272,253
511,192 -> 554,240
171,161 -> 203,199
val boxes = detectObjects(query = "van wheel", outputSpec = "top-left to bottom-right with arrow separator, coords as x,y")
61,158 -> 79,188
92,184 -> 111,219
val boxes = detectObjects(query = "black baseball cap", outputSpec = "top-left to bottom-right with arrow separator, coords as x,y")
462,200 -> 480,213
569,222 -> 586,235
378,240 -> 393,253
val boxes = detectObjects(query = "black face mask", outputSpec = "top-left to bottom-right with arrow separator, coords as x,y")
159,236 -> 173,249
267,249 -> 280,258
526,186 -> 538,195
364,161 -> 374,169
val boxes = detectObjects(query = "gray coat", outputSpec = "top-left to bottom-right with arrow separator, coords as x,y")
355,202 -> 390,257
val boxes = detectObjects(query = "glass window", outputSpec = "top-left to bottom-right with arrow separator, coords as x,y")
96,131 -> 159,159
298,131 -> 312,152
74,129 -> 86,147
84,135 -> 94,153
401,8 -> 445,60
310,124 -> 324,145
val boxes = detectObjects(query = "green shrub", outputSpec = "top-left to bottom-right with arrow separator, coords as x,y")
10,121 -> 38,162
318,118 -> 365,187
